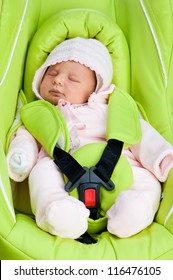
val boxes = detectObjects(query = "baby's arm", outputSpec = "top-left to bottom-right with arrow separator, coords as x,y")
130,119 -> 173,182
6,125 -> 39,182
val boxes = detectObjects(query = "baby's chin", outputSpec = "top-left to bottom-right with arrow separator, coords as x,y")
49,96 -> 65,105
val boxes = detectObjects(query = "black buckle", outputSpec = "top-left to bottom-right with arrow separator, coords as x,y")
65,167 -> 115,219
65,166 -> 114,192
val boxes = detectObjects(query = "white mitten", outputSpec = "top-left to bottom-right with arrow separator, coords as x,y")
8,152 -> 33,178
7,126 -> 39,182
37,195 -> 90,239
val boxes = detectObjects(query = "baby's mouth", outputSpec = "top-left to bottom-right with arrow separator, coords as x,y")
50,89 -> 65,97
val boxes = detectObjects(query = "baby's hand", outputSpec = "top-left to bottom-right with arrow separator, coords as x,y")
7,150 -> 36,182
9,153 -> 31,174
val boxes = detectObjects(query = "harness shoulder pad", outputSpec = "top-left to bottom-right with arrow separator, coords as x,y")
20,100 -> 70,157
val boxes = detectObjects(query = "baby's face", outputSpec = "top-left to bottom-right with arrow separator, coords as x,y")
40,61 -> 96,105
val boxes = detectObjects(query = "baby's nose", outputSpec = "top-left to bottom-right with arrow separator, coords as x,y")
53,74 -> 65,86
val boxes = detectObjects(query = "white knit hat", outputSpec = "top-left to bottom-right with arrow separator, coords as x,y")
32,37 -> 113,98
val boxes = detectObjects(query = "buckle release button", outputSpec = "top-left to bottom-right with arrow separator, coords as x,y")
84,189 -> 96,207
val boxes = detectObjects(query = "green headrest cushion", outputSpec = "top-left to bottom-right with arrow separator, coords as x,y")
24,9 -> 130,101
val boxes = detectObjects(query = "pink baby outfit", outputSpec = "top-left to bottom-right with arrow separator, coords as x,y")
7,37 -> 173,239
7,95 -> 173,238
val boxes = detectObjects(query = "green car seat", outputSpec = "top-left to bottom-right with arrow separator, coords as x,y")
0,0 -> 173,260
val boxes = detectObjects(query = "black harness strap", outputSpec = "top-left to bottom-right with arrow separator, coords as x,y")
53,146 -> 86,185
95,139 -> 124,182
53,139 -> 123,190
53,139 -> 123,241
